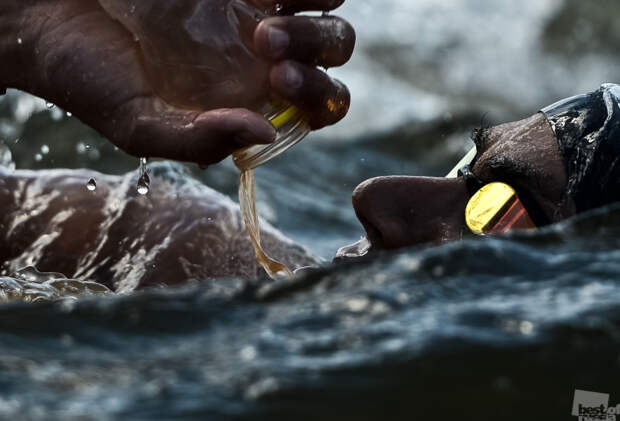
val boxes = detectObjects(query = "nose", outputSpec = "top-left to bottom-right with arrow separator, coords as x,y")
352,176 -> 470,249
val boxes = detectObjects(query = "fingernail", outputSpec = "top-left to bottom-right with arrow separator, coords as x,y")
282,63 -> 303,90
267,26 -> 289,57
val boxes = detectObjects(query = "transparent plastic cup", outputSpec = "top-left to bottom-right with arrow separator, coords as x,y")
234,101 -> 310,170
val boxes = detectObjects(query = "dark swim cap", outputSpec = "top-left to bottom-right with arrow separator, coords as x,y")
542,83 -> 620,212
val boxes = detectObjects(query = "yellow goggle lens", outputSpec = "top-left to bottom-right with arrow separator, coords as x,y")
465,182 -> 536,235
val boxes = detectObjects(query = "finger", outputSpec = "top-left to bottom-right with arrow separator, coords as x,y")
109,97 -> 276,167
256,0 -> 344,14
270,60 -> 350,129
254,16 -> 355,67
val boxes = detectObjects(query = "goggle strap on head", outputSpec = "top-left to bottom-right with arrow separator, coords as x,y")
540,83 -> 620,212
458,164 -> 486,196
446,147 -> 477,178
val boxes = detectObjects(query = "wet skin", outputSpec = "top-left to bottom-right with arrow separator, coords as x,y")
0,169 -> 316,291
346,113 -> 576,253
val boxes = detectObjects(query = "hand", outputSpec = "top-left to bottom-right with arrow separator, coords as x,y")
253,0 -> 355,129
9,0 -> 355,167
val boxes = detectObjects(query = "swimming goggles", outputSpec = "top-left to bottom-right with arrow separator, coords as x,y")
446,148 -> 539,235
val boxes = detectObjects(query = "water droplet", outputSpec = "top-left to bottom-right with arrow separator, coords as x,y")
40,144 -> 49,154
46,102 -> 55,109
34,153 -> 43,162
137,179 -> 149,195
137,157 -> 150,195
86,178 -> 97,191
66,111 -> 72,117
16,38 -> 22,45
275,3 -> 283,13
0,142 -> 15,170
50,107 -> 63,121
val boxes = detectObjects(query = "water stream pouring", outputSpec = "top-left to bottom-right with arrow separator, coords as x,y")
233,103 -> 310,278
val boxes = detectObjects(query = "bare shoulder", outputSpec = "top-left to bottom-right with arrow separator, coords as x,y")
0,166 -> 317,291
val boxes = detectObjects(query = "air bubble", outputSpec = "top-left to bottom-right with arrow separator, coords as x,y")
86,178 -> 97,191
41,145 -> 49,154
46,102 -> 55,109
34,153 -> 43,162
66,112 -> 72,117
17,38 -> 22,45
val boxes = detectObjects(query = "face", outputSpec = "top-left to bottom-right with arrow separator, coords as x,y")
339,112 -> 576,257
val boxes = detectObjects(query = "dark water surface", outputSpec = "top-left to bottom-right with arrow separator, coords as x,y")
2,0 -> 620,419
2,207 -> 620,420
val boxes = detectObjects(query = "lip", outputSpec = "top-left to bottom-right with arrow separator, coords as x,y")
333,237 -> 372,263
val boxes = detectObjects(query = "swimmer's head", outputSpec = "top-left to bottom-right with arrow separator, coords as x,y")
542,83 -> 620,212
338,84 -> 620,259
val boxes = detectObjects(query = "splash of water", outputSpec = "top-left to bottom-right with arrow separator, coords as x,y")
0,266 -> 110,303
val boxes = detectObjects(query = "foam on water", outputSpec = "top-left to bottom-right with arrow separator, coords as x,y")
0,266 -> 109,303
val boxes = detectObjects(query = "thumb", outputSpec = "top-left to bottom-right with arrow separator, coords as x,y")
105,96 -> 276,166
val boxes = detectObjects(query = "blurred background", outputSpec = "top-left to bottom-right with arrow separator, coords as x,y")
1,0 -> 620,258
